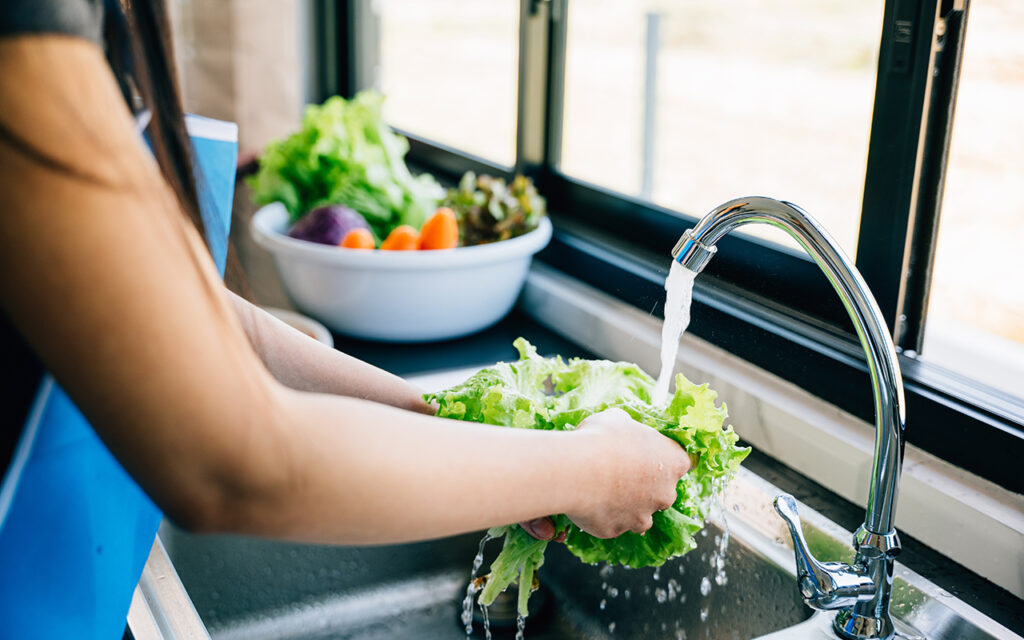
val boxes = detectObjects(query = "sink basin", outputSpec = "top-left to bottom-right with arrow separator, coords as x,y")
157,468 -> 804,640
161,471 -> 811,640
161,465 -> 1021,640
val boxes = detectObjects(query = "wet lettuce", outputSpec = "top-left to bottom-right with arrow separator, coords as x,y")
424,339 -> 750,615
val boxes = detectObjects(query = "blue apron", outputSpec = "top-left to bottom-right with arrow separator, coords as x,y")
0,115 -> 238,640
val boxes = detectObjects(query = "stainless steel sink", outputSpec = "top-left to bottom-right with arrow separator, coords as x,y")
159,465 -> 1020,640
160,468 -> 808,640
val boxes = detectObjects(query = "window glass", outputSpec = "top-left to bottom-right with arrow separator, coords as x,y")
923,0 -> 1024,397
559,0 -> 884,256
373,0 -> 519,167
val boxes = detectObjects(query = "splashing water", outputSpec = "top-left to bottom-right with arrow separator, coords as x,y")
710,500 -> 731,587
654,261 -> 698,405
462,533 -> 493,634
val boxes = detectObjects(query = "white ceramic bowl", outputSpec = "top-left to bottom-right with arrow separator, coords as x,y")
251,203 -> 552,342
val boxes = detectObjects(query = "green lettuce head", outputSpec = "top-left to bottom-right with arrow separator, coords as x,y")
424,339 -> 750,615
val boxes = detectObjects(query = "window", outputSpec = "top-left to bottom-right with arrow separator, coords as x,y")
368,0 -> 520,167
922,0 -> 1024,398
559,0 -> 883,256
331,0 -> 1024,492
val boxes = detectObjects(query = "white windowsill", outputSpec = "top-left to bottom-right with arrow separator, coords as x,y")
518,262 -> 1024,599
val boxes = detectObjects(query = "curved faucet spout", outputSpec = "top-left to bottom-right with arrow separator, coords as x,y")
672,197 -> 907,639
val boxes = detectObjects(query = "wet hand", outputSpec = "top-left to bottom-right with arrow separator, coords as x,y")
565,408 -> 693,539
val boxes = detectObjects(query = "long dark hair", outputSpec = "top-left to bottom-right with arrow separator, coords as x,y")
106,0 -> 205,239
108,1 -> 251,297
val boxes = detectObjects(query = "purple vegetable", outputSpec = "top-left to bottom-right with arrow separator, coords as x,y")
287,205 -> 370,246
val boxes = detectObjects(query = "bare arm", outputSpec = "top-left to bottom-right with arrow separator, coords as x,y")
227,293 -> 433,414
0,36 -> 689,545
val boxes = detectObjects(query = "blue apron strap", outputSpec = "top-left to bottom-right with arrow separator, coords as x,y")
0,115 -> 238,640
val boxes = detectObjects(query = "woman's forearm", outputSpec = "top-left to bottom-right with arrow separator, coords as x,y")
228,292 -> 432,414
217,387 -> 594,545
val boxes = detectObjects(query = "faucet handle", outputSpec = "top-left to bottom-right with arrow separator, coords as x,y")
773,494 -> 875,611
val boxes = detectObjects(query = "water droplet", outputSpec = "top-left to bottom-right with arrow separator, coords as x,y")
700,576 -> 712,596
653,567 -> 661,581
700,607 -> 709,622
599,598 -> 607,610
655,588 -> 668,603
608,622 -> 616,634
607,586 -> 619,598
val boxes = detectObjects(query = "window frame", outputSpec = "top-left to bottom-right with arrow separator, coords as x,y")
320,0 -> 1024,492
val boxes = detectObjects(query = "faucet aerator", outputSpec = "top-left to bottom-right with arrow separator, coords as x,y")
672,229 -> 717,273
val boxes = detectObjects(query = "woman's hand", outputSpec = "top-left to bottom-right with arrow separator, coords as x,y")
522,408 -> 693,540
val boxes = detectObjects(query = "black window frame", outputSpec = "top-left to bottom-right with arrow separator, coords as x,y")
316,0 -> 1024,492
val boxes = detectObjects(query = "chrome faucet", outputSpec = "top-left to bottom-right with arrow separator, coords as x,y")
672,197 -> 907,640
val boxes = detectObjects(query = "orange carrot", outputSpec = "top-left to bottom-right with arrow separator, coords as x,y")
380,225 -> 420,250
419,207 -> 459,250
339,228 -> 376,249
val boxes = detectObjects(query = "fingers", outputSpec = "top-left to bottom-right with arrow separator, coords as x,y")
656,485 -> 677,511
631,513 -> 654,535
521,516 -> 556,541
584,513 -> 654,539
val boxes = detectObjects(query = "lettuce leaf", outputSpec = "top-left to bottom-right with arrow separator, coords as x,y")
248,92 -> 443,240
425,339 -> 750,615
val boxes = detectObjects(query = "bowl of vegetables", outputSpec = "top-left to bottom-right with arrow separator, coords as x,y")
248,92 -> 551,342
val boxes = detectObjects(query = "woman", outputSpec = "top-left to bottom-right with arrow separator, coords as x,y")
0,1 -> 691,637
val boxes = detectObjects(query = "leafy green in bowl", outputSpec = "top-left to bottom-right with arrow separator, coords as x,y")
248,91 -> 443,241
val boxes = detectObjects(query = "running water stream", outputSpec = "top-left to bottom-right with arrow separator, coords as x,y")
462,533 -> 493,635
653,261 -> 698,405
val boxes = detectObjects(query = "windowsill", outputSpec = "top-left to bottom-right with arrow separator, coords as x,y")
922,316 -> 1024,399
519,262 -> 1024,601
